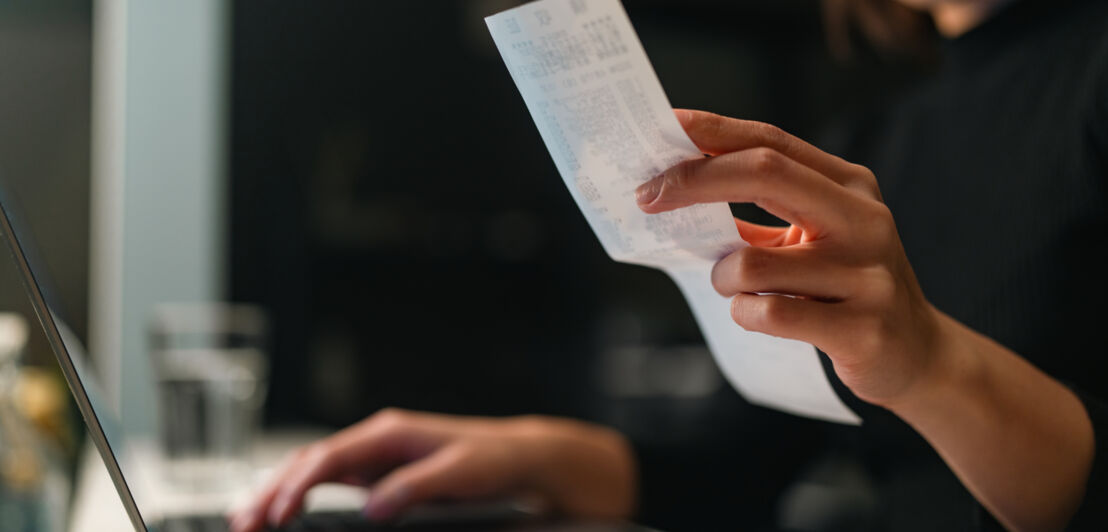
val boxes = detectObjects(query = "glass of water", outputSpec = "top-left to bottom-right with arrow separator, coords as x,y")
148,303 -> 269,490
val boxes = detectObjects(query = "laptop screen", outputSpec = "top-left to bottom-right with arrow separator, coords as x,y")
0,182 -> 150,531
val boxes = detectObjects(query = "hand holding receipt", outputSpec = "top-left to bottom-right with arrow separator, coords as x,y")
485,0 -> 859,424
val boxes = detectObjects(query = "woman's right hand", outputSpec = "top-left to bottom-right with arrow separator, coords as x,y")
227,408 -> 636,532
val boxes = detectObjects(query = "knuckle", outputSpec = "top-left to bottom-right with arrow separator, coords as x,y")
865,268 -> 898,303
752,121 -> 788,147
869,201 -> 894,225
851,164 -> 883,197
510,414 -> 553,437
731,294 -> 749,328
730,296 -> 753,329
857,202 -> 896,243
735,247 -> 773,290
663,160 -> 696,191
373,407 -> 411,429
861,169 -> 880,192
450,441 -> 481,461
695,111 -> 726,139
853,313 -> 892,356
850,163 -> 877,184
300,442 -> 333,469
760,296 -> 795,329
747,146 -> 784,175
730,295 -> 772,332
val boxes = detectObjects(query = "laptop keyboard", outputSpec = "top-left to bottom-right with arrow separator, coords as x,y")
156,510 -> 533,532
159,511 -> 396,532
273,511 -> 382,531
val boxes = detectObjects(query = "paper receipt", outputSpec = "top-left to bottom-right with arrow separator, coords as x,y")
486,0 -> 860,424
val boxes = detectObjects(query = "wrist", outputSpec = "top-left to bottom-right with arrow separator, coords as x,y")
882,309 -> 986,420
500,416 -> 560,496
506,416 -> 637,518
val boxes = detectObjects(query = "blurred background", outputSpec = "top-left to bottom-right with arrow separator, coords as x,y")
0,1 -> 923,530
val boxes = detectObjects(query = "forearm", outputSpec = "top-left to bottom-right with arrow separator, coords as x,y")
886,311 -> 1095,531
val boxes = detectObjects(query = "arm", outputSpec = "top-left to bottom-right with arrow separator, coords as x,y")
638,109 -> 1095,531
889,313 -> 1093,532
892,15 -> 1108,527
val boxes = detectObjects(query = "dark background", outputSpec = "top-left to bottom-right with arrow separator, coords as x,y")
0,1 -> 924,530
227,1 -> 920,530
229,0 -> 898,426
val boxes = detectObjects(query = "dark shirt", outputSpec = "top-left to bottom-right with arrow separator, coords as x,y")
819,0 -> 1108,529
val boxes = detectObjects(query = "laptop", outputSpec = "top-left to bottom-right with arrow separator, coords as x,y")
0,182 -> 657,532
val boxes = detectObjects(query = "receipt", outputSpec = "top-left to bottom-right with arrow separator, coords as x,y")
486,0 -> 860,424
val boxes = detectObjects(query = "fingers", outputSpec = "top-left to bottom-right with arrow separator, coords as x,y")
229,442 -> 353,532
636,147 -> 858,234
266,417 -> 439,525
674,109 -> 879,195
711,246 -> 858,301
267,445 -> 348,525
230,409 -> 445,532
228,476 -> 283,532
729,292 -> 847,346
734,219 -> 789,247
363,444 -> 472,521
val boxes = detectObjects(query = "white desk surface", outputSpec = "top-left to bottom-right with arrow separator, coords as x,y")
69,429 -> 368,532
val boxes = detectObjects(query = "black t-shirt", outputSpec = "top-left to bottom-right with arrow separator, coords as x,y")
818,0 -> 1108,529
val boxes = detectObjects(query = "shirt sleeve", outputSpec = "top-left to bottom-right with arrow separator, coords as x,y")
1066,389 -> 1108,530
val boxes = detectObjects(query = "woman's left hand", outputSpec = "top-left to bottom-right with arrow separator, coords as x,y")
636,109 -> 944,407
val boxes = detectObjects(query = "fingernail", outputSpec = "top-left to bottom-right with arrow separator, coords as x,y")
635,176 -> 662,205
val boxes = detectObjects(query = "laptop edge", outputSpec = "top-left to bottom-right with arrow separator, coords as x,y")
0,184 -> 148,531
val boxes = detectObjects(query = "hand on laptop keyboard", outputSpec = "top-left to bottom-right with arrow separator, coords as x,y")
227,409 -> 634,532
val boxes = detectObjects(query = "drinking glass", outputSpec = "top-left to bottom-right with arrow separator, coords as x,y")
148,303 -> 268,490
